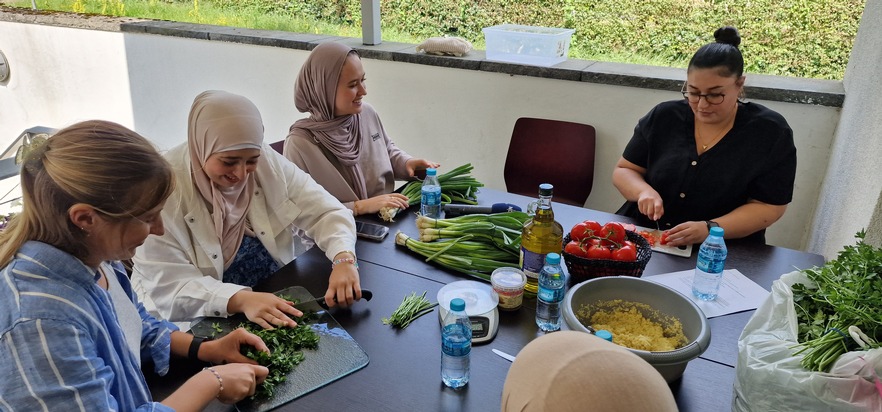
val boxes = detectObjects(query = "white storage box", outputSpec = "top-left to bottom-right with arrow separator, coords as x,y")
482,24 -> 575,67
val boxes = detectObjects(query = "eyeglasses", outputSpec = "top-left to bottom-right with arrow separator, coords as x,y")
681,84 -> 727,105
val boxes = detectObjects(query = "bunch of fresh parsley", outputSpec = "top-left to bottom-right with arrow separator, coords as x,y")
240,309 -> 320,399
792,230 -> 882,371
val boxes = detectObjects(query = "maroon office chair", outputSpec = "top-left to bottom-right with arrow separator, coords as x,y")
503,117 -> 596,207
269,140 -> 285,155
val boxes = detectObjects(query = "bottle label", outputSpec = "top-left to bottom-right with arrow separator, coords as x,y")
537,286 -> 564,302
520,247 -> 545,280
421,185 -> 441,205
442,324 -> 471,356
696,257 -> 725,273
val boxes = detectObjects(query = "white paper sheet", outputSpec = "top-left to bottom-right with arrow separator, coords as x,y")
643,269 -> 769,318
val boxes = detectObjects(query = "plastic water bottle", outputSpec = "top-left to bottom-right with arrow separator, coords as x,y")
692,226 -> 728,301
441,298 -> 471,388
536,253 -> 566,332
421,168 -> 442,218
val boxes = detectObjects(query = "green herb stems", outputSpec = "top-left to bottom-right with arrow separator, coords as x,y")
383,291 -> 438,329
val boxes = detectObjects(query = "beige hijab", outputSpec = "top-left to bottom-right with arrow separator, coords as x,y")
502,331 -> 678,412
188,90 -> 264,269
290,42 -> 368,199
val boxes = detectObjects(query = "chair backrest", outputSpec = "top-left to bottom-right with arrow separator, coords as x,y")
269,140 -> 285,155
503,117 -> 596,207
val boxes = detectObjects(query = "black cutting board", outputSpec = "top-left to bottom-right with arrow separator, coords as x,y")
189,286 -> 369,412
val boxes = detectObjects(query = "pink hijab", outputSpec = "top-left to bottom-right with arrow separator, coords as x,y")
188,90 -> 264,269
290,42 -> 368,199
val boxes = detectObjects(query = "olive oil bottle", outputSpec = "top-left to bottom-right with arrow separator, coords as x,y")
519,183 -> 564,295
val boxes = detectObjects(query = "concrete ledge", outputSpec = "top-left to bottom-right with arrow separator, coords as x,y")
2,6 -> 845,107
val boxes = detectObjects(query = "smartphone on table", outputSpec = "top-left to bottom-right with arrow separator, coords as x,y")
356,221 -> 390,241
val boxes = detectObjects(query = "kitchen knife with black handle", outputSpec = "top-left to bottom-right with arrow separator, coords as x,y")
295,289 -> 373,310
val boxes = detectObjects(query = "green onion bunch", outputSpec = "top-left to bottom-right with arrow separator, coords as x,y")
379,163 -> 483,221
396,212 -> 530,281
415,211 -> 528,255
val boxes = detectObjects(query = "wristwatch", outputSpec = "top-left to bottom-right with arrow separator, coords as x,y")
705,220 -> 720,232
189,336 -> 210,361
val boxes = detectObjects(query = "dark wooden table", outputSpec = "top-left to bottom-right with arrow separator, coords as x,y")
147,188 -> 825,411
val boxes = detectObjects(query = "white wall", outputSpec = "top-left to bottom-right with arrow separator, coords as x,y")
0,21 -> 133,137
809,0 -> 882,257
0,21 -> 842,251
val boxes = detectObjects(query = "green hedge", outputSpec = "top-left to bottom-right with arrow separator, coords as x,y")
374,0 -> 862,79
19,0 -> 864,79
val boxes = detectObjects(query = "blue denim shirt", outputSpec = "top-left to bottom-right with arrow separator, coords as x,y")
0,241 -> 178,411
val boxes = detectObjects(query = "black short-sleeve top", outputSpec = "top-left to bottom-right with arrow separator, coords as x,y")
618,100 -> 796,243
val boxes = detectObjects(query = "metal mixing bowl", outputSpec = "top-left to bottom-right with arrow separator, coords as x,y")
562,276 -> 711,382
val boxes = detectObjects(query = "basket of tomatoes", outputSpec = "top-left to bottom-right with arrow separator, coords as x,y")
562,220 -> 652,285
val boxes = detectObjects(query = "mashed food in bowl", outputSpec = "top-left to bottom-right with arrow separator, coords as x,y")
577,300 -> 687,352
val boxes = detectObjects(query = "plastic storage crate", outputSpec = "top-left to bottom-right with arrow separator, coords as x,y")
482,24 -> 575,67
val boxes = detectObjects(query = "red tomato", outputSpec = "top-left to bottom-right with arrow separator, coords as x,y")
584,237 -> 602,247
622,240 -> 636,250
638,230 -> 656,246
612,245 -> 637,262
620,222 -> 637,232
600,222 -> 626,245
564,240 -> 588,258
569,222 -> 593,241
582,220 -> 602,236
586,244 -> 612,260
660,231 -> 670,245
600,238 -> 618,249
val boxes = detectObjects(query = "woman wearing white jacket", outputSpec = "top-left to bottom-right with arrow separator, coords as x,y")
132,90 -> 361,330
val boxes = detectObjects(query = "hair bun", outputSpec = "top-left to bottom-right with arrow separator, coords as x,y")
713,26 -> 741,48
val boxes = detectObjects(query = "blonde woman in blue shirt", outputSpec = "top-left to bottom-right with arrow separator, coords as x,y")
0,121 -> 269,411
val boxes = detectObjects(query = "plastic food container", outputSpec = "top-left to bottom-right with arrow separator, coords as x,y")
491,267 -> 527,311
482,24 -> 576,67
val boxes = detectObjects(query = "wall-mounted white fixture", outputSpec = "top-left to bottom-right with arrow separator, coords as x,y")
0,51 -> 10,82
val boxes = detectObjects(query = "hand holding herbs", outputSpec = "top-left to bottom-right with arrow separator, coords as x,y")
383,291 -> 438,328
238,310 -> 321,399
379,163 -> 483,221
792,230 -> 882,372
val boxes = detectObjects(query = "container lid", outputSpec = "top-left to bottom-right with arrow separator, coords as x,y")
437,280 -> 499,315
538,183 -> 553,196
491,267 -> 527,290
595,329 -> 613,342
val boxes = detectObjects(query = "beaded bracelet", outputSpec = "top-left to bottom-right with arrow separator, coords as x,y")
332,257 -> 359,269
203,367 -> 224,398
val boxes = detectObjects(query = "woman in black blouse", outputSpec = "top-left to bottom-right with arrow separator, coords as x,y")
613,26 -> 796,245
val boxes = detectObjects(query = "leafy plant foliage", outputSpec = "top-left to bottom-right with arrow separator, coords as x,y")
14,0 -> 864,79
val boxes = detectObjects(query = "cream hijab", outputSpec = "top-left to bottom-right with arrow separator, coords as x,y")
290,42 -> 368,199
501,331 -> 678,411
188,90 -> 264,269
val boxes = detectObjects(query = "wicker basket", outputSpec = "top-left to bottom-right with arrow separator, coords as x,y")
562,230 -> 652,285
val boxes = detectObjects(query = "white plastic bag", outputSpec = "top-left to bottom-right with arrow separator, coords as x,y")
733,270 -> 882,411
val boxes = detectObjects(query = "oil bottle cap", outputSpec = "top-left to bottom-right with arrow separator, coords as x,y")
538,183 -> 553,196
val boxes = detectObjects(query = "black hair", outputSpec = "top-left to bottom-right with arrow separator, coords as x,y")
688,26 -> 744,78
